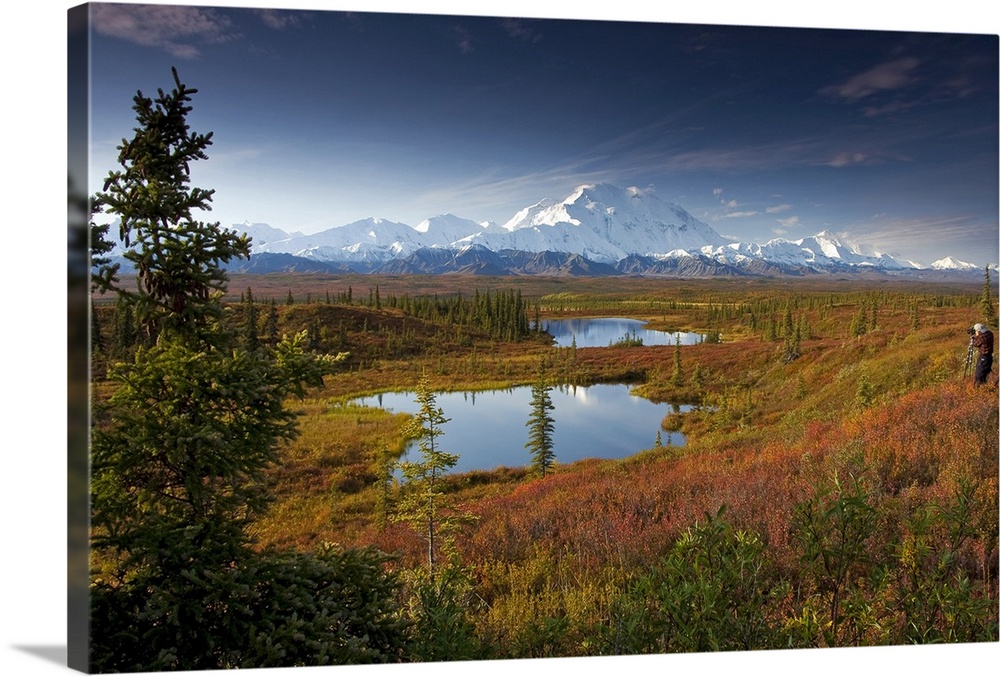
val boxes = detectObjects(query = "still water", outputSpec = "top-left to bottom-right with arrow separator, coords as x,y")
351,384 -> 690,474
541,317 -> 703,348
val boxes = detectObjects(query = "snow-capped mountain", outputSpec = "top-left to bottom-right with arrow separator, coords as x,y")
703,231 -> 913,271
463,183 -> 731,262
255,217 -> 422,263
414,214 -> 492,247
226,221 -> 305,248
219,183 -> 983,277
931,256 -> 979,271
248,184 -> 734,265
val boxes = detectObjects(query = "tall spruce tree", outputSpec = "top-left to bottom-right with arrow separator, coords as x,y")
265,299 -> 280,345
672,334 -> 683,386
94,67 -> 251,344
525,366 -> 556,477
393,375 -> 471,583
980,266 -> 996,326
91,67 -> 343,573
242,286 -> 260,351
86,70 -> 403,672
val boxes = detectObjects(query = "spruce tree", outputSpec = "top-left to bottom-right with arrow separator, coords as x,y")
525,367 -> 557,477
690,363 -> 705,388
850,306 -> 868,337
90,298 -> 104,355
242,286 -> 260,351
672,334 -> 683,386
393,375 -> 470,583
89,205 -> 119,295
92,68 -> 341,572
94,67 -> 250,343
265,299 -> 280,345
855,373 -> 876,408
111,295 -> 137,358
765,316 -> 778,342
87,70 -> 381,671
980,267 -> 996,326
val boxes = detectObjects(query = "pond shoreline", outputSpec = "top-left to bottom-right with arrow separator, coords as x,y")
346,383 -> 692,474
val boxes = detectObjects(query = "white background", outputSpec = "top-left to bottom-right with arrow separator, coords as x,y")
3,1 -> 997,675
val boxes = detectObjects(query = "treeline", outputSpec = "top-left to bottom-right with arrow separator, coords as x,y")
535,287 -> 983,316
92,282 -> 991,372
387,288 -> 534,342
716,280 -> 996,347
92,285 -> 541,377
265,284 -> 535,343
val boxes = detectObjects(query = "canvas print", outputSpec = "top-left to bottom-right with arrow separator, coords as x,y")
69,1 -> 999,673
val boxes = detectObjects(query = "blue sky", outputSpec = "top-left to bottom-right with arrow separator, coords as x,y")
83,1 -> 998,266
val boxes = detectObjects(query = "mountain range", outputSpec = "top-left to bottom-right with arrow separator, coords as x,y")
130,183 -> 989,278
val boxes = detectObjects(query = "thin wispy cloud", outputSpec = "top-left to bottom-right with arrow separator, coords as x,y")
200,144 -> 267,167
341,12 -> 367,33
771,216 -> 806,238
824,152 -> 872,168
454,25 -> 473,53
766,204 -> 792,213
845,214 -> 994,260
90,4 -> 240,58
591,127 -> 885,175
821,57 -> 920,101
256,9 -> 304,31
411,167 -> 604,221
501,18 -> 543,43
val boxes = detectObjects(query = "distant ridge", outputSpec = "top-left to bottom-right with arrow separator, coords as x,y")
119,183 -> 985,278
210,249 -> 987,280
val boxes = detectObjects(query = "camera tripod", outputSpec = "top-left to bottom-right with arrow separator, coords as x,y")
964,336 -> 976,379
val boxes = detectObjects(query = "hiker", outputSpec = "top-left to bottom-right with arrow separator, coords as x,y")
971,323 -> 994,385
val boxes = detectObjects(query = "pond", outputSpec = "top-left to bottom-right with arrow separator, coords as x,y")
350,384 -> 691,474
540,317 -> 704,348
